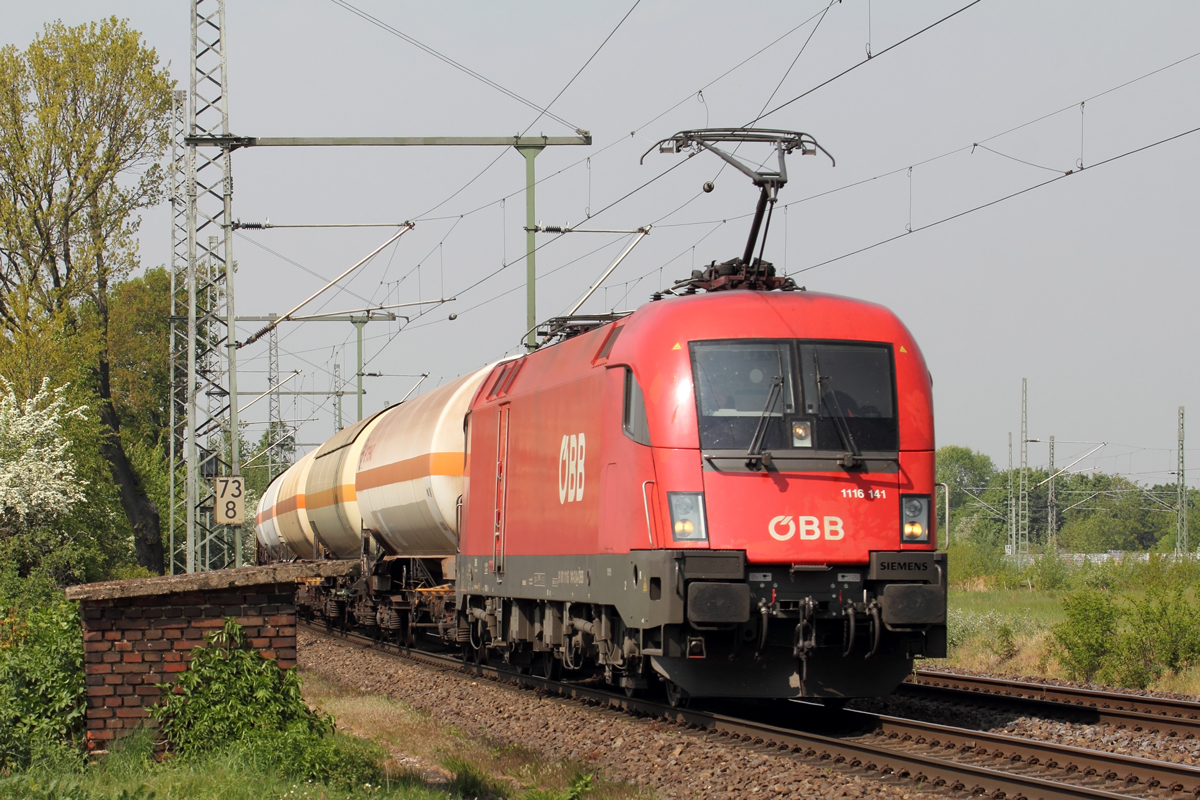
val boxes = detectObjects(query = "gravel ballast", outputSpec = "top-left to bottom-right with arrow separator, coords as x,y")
298,630 -> 953,800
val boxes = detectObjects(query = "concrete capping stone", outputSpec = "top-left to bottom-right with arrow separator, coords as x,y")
65,561 -> 358,602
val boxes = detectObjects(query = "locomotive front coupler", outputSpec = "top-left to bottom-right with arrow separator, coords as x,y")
792,597 -> 818,661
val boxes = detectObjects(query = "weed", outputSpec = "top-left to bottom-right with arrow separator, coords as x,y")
444,755 -> 505,798
986,623 -> 1018,661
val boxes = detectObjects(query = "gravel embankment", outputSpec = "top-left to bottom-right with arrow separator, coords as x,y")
298,630 -> 952,800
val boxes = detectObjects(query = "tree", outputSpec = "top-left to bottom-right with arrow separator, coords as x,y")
0,378 -> 87,532
108,267 -> 170,448
936,445 -> 996,510
0,19 -> 173,572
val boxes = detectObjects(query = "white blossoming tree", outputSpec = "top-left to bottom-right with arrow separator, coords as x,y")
0,378 -> 87,533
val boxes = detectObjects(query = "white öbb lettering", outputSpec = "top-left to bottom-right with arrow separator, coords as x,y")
768,515 -> 846,541
558,433 -> 586,504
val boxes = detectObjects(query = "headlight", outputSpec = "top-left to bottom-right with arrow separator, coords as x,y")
668,492 -> 708,542
791,420 -> 813,448
901,494 -> 930,543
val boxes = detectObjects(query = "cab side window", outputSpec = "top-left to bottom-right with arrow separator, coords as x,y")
623,368 -> 651,445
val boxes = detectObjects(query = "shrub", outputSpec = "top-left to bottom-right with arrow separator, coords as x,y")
152,618 -> 328,754
1026,548 -> 1069,590
945,540 -> 1018,590
1052,589 -> 1118,681
1100,584 -> 1200,689
0,598 -> 84,773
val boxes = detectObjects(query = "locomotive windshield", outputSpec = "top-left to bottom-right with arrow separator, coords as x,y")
690,340 -> 897,452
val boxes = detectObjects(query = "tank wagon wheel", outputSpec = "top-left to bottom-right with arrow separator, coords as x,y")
539,650 -> 562,681
462,641 -> 488,668
404,613 -> 416,650
324,614 -> 333,634
663,680 -> 691,709
623,683 -> 643,699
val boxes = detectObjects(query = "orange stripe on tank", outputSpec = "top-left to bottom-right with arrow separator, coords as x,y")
357,451 -> 463,491
276,494 -> 307,515
306,484 -> 357,510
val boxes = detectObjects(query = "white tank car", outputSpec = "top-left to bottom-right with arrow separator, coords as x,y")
301,408 -> 391,558
355,366 -> 493,556
254,475 -> 284,553
272,449 -> 318,558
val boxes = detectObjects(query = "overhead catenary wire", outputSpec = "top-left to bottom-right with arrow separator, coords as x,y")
341,5 -> 1199,353
328,0 -> 580,132
647,46 -> 1200,233
787,123 -> 1200,276
748,0 -> 986,126
400,0 -> 989,314
408,3 -> 843,227
754,0 -> 838,122
520,0 -> 640,137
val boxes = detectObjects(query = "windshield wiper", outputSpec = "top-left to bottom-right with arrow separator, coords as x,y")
814,353 -> 862,469
745,375 -> 783,470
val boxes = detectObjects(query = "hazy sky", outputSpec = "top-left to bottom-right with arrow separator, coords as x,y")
7,1 -> 1199,486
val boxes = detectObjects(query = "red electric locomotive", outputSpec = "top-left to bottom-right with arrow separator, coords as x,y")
261,129 -> 946,703
456,281 -> 944,701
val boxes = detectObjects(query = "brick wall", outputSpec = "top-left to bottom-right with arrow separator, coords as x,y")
79,583 -> 298,752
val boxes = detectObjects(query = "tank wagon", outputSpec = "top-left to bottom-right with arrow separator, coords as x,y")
256,129 -> 947,703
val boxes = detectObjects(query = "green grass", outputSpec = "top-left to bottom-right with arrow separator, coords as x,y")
0,729 -> 448,800
948,588 -> 1065,626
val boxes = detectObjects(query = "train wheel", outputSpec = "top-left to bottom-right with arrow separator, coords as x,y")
461,643 -> 480,667
664,680 -> 690,709
539,650 -> 562,681
404,613 -> 416,650
623,684 -> 643,699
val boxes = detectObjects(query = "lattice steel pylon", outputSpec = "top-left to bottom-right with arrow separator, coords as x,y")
168,0 -> 241,573
1018,379 -> 1030,566
168,89 -> 188,575
1178,407 -> 1188,557
266,321 -> 284,482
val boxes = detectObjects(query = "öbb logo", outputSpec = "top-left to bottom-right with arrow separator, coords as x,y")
558,433 -> 586,504
768,516 -> 845,541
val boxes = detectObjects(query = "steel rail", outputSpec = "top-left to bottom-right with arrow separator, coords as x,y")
298,623 -> 1170,800
833,705 -> 1200,797
908,671 -> 1200,738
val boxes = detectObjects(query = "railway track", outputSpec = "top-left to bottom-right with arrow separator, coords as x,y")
905,672 -> 1200,739
299,623 -> 1200,800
